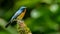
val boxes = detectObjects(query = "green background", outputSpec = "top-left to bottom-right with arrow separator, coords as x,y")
0,0 -> 60,34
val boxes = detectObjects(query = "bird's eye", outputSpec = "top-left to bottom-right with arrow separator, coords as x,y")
21,8 -> 25,10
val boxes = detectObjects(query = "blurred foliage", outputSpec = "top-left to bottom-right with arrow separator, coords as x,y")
0,0 -> 60,34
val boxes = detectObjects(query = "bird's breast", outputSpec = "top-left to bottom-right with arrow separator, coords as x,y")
17,9 -> 26,20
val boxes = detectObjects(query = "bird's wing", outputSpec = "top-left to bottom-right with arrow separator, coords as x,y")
5,9 -> 23,28
10,9 -> 23,22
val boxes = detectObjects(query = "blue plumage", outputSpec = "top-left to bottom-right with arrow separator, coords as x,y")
5,6 -> 26,28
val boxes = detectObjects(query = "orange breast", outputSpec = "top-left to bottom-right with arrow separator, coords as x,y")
17,9 -> 26,20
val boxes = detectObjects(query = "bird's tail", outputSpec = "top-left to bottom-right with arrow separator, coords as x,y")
5,21 -> 11,28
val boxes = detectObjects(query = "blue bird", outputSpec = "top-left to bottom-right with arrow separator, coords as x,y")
5,6 -> 27,28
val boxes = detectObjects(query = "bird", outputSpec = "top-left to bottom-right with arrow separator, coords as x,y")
5,6 -> 27,28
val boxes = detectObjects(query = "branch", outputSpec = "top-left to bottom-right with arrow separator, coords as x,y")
17,20 -> 32,34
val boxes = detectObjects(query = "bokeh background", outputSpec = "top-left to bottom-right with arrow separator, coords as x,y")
0,0 -> 60,34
